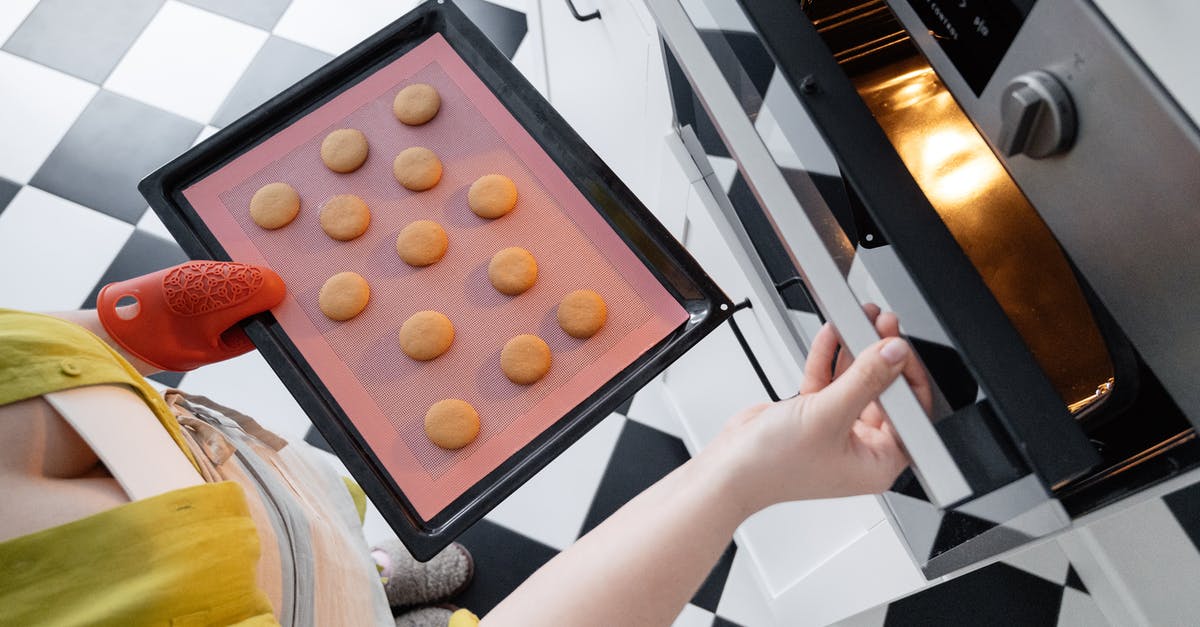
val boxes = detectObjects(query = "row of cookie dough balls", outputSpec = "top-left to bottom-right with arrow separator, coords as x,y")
248,163 -> 516,233
410,288 -> 608,450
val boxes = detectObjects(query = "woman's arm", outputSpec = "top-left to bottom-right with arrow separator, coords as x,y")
485,311 -> 931,626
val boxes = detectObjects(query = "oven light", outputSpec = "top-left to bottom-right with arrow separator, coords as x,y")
908,128 -> 1006,206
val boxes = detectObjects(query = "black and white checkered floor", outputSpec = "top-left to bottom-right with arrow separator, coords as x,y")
3,1 -> 1196,625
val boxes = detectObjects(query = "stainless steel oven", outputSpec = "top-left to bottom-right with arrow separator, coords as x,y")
646,0 -> 1200,578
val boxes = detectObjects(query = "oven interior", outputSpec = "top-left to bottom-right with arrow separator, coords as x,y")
801,0 -> 1197,511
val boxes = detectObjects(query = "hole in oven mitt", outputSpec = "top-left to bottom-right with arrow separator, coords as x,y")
97,261 -> 286,372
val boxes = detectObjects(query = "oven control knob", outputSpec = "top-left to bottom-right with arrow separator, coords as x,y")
997,70 -> 1076,159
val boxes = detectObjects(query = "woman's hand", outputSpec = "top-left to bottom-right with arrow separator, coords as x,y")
703,306 -> 932,514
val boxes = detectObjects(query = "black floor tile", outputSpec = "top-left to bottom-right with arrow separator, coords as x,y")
81,229 -> 189,308
454,519 -> 559,616
884,562 -> 1064,627
0,177 -> 19,216
576,420 -> 731,609
304,425 -> 334,455
712,616 -> 744,627
149,370 -> 185,387
455,0 -> 528,59
1064,565 -> 1088,594
1165,481 -> 1200,552
212,35 -> 332,127
3,0 -> 164,84
180,0 -> 292,30
692,542 -> 737,612
31,90 -> 202,224
613,392 -> 635,417
579,419 -> 691,536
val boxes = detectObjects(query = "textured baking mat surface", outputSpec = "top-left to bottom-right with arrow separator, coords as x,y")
183,34 -> 688,519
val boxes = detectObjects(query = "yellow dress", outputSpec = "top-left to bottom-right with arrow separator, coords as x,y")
0,309 -> 276,626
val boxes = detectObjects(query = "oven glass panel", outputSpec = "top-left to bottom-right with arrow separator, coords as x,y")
901,0 -> 1032,94
809,0 -> 1115,414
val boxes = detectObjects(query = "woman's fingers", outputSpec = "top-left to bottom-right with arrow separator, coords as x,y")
801,323 -> 840,394
875,310 -> 900,339
808,337 -> 909,436
874,311 -> 933,414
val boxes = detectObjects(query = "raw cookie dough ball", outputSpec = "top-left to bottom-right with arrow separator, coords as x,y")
468,174 -> 518,219
393,83 -> 441,126
399,310 -> 455,361
320,194 -> 371,241
319,272 -> 370,321
501,334 -> 552,385
424,399 -> 479,450
394,147 -> 443,191
249,182 -> 300,229
320,128 -> 369,173
396,220 -> 449,267
558,289 -> 608,338
488,247 -> 537,296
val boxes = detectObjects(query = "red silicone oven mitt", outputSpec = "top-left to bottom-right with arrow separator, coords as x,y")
97,261 -> 286,372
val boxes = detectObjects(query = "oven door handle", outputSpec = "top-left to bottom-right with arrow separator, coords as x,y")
647,0 -> 972,507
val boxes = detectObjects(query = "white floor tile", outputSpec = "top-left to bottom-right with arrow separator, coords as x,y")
273,0 -> 420,55
484,412 -> 625,550
1058,588 -> 1111,627
0,187 -> 132,311
832,603 -> 888,627
717,550 -> 777,627
135,208 -> 178,242
178,349 -> 313,444
672,603 -> 716,627
1002,539 -> 1070,585
0,51 -> 98,183
0,0 -> 39,46
105,1 -> 268,124
193,124 -> 221,146
625,376 -> 685,440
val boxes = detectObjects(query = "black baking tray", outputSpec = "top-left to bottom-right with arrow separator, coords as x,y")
139,0 -> 731,560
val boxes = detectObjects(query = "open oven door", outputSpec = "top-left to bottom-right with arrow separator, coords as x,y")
645,0 -> 1112,595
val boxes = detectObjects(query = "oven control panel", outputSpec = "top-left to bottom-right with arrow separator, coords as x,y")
997,70 -> 1076,158
903,0 -> 1034,94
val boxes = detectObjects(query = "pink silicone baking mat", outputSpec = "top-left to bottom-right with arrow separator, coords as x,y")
183,34 -> 689,519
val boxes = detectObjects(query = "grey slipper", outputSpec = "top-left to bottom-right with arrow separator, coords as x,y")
372,539 -> 474,608
394,606 -> 453,627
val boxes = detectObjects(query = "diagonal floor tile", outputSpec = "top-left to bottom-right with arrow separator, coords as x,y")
180,0 -> 292,30
673,603 -> 717,627
484,411 -> 625,551
579,418 -> 691,535
3,0 -> 163,84
716,549 -> 775,627
105,0 -> 268,124
211,35 -> 332,127
0,177 -> 19,215
81,229 -> 188,308
884,562 -> 1063,626
0,0 -> 39,46
1057,587 -> 1109,627
577,418 -> 736,610
30,90 -> 201,223
0,51 -> 97,183
454,519 -> 559,616
454,0 -> 527,59
273,0 -> 420,56
0,187 -> 132,311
